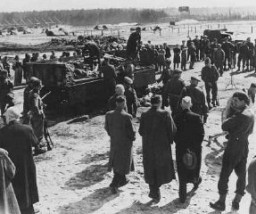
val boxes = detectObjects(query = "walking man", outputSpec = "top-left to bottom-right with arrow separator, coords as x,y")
210,92 -> 255,212
105,96 -> 136,194
139,95 -> 176,202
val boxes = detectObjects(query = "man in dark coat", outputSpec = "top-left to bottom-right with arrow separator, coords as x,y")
83,41 -> 101,70
139,95 -> 176,202
210,92 -> 255,212
0,107 -> 39,214
174,96 -> 205,203
0,70 -> 13,116
126,27 -> 141,60
124,77 -> 138,117
214,44 -> 225,76
164,69 -> 185,116
105,96 -> 136,194
201,57 -> 219,109
181,76 -> 208,123
99,58 -> 117,103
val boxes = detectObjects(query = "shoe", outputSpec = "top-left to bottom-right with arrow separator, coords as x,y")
231,200 -> 240,211
149,190 -> 161,202
209,200 -> 226,211
34,148 -> 46,156
110,186 -> 118,194
193,177 -> 202,191
118,179 -> 129,187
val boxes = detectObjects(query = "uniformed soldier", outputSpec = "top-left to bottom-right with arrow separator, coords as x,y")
0,70 -> 13,116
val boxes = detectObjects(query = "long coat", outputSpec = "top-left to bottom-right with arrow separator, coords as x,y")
139,107 -> 176,186
105,109 -> 135,175
174,109 -> 204,183
0,121 -> 39,210
0,149 -> 21,214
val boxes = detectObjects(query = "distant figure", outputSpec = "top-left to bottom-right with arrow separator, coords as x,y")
0,70 -> 13,116
12,55 -> 23,86
50,51 -> 56,60
124,77 -> 138,117
0,107 -> 40,214
173,44 -> 181,69
248,83 -> 256,104
0,148 -> 21,214
126,27 -> 141,60
83,41 -> 101,70
22,53 -> 31,82
107,84 -> 126,111
105,96 -> 136,194
139,95 -> 176,202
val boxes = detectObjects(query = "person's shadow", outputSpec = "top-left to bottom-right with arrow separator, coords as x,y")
58,187 -> 120,214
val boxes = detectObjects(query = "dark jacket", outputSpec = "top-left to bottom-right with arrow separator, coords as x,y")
222,107 -> 254,163
0,121 -> 39,210
201,65 -> 219,83
105,109 -> 135,175
174,109 -> 205,183
139,107 -> 176,186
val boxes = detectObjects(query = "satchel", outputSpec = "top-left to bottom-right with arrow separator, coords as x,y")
182,149 -> 197,170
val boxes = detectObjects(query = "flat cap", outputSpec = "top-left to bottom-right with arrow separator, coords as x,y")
191,76 -> 200,82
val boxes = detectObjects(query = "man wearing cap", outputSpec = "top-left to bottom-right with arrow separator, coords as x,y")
0,70 -> 13,116
214,44 -> 225,76
201,57 -> 219,109
126,27 -> 141,60
28,78 -> 46,155
124,76 -> 138,117
99,58 -> 117,103
210,92 -> 254,212
174,96 -> 204,203
181,76 -> 208,123
139,95 -> 176,202
164,69 -> 185,116
0,107 -> 40,214
105,95 -> 136,194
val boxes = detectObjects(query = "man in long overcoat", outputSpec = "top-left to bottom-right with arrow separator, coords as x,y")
105,96 -> 136,194
139,95 -> 176,202
210,92 -> 255,212
174,96 -> 205,203
0,107 -> 39,214
0,148 -> 21,214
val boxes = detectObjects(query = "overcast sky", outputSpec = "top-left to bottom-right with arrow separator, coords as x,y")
1,0 -> 256,12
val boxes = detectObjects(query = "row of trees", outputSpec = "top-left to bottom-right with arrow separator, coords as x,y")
0,9 -> 168,26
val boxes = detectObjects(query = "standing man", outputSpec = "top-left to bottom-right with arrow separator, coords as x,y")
105,96 -> 136,194
139,95 -> 176,202
222,37 -> 234,71
181,76 -> 208,123
126,27 -> 141,60
165,69 -> 185,116
12,55 -> 23,86
174,96 -> 205,203
0,70 -> 13,116
124,77 -> 138,117
99,58 -> 117,103
0,107 -> 40,214
214,44 -> 225,76
201,57 -> 219,109
22,53 -> 31,82
181,40 -> 187,71
210,92 -> 254,212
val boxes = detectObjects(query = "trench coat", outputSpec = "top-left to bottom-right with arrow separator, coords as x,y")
0,149 -> 21,214
174,109 -> 204,183
0,121 -> 39,210
105,109 -> 135,175
139,107 -> 176,186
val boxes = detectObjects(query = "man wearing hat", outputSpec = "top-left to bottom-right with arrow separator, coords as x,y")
126,27 -> 141,60
181,76 -> 208,123
124,76 -> 138,117
105,95 -> 136,194
28,78 -> 46,155
139,95 -> 176,202
164,69 -> 185,116
99,58 -> 117,103
210,92 -> 254,212
201,57 -> 219,109
174,96 -> 204,203
0,107 -> 40,214
0,70 -> 13,116
214,44 -> 225,76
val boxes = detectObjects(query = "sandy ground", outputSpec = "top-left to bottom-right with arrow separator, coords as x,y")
4,20 -> 256,214
11,60 -> 256,214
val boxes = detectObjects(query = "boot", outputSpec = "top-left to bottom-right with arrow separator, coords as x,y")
232,194 -> 242,211
209,194 -> 227,211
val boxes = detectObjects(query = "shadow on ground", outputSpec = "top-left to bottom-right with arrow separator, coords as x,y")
59,187 -> 119,214
205,147 -> 225,175
64,163 -> 108,190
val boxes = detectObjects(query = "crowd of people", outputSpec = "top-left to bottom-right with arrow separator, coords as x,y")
0,27 -> 256,214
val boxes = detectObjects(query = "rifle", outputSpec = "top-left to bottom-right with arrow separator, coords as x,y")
44,120 -> 54,151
